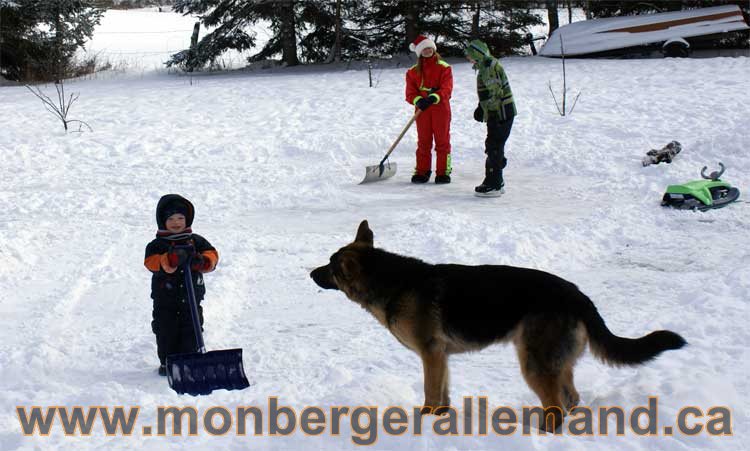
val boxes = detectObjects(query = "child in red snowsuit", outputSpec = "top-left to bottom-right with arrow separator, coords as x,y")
405,35 -> 454,184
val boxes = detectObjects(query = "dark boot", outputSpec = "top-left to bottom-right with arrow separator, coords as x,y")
411,170 -> 431,184
158,364 -> 167,376
474,169 -> 504,196
434,174 -> 451,184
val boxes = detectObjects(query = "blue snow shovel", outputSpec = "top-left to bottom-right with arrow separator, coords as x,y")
166,246 -> 250,396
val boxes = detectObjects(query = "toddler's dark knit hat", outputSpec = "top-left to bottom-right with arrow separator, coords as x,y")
162,203 -> 188,222
156,194 -> 195,230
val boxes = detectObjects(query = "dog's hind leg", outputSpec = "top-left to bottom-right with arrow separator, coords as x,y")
520,367 -> 565,433
561,365 -> 580,412
440,363 -> 451,411
562,323 -> 587,411
420,341 -> 450,415
515,316 -> 577,432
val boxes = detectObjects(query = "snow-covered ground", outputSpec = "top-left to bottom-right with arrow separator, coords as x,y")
1,8 -> 749,451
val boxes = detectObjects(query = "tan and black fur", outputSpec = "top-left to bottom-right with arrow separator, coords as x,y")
310,220 -> 686,431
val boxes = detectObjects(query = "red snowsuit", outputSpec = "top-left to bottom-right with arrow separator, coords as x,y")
405,56 -> 453,176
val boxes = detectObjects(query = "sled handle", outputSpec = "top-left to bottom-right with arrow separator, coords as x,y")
701,162 -> 725,181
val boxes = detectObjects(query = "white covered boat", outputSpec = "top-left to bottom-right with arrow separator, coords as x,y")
539,5 -> 749,57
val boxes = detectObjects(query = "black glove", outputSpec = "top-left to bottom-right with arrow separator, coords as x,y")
473,105 -> 484,122
416,96 -> 434,111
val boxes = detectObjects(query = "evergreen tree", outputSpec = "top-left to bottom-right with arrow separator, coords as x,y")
171,0 -> 336,68
168,1 -> 545,70
468,1 -> 543,56
168,0 -> 259,70
297,0 -> 368,63
37,0 -> 104,80
1,1 -> 34,80
348,1 -> 542,58
350,1 -> 468,57
0,0 -> 102,81
242,0 -> 300,66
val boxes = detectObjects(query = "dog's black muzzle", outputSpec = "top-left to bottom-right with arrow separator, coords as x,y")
310,265 -> 338,290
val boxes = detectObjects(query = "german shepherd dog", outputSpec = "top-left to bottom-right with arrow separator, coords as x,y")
310,221 -> 686,431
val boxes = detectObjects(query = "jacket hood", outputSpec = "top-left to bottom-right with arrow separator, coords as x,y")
465,39 -> 492,62
156,194 -> 195,230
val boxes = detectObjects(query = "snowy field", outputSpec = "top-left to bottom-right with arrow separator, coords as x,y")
1,8 -> 750,451
80,7 -> 271,73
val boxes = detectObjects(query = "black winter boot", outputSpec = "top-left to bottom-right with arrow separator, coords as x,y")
434,174 -> 451,184
411,171 -> 431,184
474,169 -> 504,197
158,364 -> 167,376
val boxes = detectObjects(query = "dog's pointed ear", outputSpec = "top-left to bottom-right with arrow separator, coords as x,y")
355,220 -> 374,247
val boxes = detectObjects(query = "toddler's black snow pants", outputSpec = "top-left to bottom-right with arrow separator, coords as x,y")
152,298 -> 204,365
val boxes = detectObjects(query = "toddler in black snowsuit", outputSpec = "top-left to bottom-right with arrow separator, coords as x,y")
144,194 -> 218,376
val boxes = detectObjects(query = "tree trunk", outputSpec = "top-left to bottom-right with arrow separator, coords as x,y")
404,2 -> 418,54
546,0 -> 559,37
471,0 -> 480,39
188,22 -> 199,72
567,0 -> 572,24
280,1 -> 298,66
333,0 -> 342,62
54,5 -> 64,81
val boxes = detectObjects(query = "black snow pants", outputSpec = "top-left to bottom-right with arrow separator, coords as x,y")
152,298 -> 204,365
485,116 -> 514,177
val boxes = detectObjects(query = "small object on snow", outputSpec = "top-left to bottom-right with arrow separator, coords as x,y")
360,111 -> 420,184
166,245 -> 250,396
642,141 -> 681,167
661,162 -> 740,211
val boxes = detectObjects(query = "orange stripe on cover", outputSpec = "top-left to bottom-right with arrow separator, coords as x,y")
603,11 -> 742,33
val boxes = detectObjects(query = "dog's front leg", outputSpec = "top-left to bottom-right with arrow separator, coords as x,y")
420,343 -> 450,415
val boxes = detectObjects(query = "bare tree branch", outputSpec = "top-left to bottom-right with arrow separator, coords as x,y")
568,91 -> 582,115
548,81 -> 564,116
25,80 -> 92,133
547,34 -> 581,116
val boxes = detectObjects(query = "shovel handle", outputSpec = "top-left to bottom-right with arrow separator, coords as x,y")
174,245 -> 206,354
380,110 -> 420,165
183,260 -> 206,354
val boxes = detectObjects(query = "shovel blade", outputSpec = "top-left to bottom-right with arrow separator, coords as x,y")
360,162 -> 397,184
166,348 -> 250,396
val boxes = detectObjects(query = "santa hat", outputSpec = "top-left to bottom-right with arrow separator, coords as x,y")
409,35 -> 436,56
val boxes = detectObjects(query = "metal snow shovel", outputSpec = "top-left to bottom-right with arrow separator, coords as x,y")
166,247 -> 250,396
360,110 -> 420,184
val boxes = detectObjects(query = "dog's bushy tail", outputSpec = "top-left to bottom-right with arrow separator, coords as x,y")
579,294 -> 686,366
